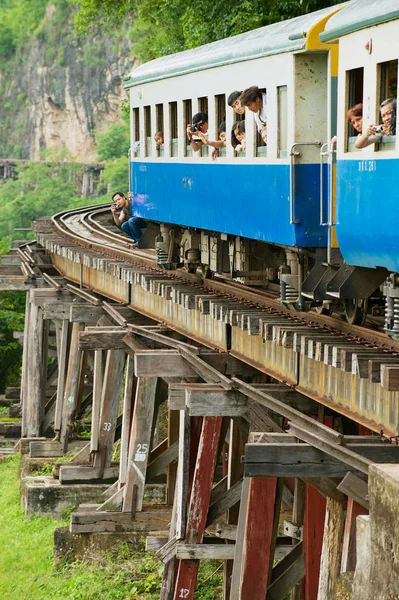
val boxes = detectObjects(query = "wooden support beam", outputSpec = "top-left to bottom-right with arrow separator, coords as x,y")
147,441 -> 179,480
368,358 -> 399,383
381,364 -> 399,391
60,465 -> 119,483
303,485 -> 326,600
70,304 -> 105,323
168,383 -> 217,410
90,350 -> 103,453
173,416 -> 222,600
122,377 -> 158,513
239,477 -> 282,600
79,328 -> 128,350
186,387 -> 246,416
175,544 -> 235,560
267,542 -> 305,600
336,472 -> 369,510
25,301 -> 45,436
93,349 -> 126,473
317,497 -> 346,599
60,322 -> 84,449
206,479 -> 243,526
135,349 -> 254,379
119,355 -> 135,485
351,353 -> 396,377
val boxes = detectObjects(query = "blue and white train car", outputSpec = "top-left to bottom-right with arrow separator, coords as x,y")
322,0 -> 399,333
124,6 -> 341,299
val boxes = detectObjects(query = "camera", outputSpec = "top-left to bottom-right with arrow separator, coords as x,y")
374,125 -> 384,133
190,123 -> 200,133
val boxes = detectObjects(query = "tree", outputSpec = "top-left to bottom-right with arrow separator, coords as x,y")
72,0 -> 342,62
0,292 -> 25,393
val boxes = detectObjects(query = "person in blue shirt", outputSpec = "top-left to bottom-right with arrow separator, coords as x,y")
111,191 -> 146,247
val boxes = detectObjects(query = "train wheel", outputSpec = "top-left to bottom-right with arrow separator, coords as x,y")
316,302 -> 334,316
344,298 -> 368,326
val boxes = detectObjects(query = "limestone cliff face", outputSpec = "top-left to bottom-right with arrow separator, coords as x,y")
1,4 -> 136,163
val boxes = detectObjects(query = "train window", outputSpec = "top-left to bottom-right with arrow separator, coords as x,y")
255,87 -> 267,158
377,60 -> 397,151
346,67 -> 363,152
156,103 -> 164,157
198,97 -> 209,157
215,94 -> 226,157
132,107 -> 140,156
169,101 -> 178,157
183,99 -> 192,157
277,86 -> 288,158
144,105 -> 151,157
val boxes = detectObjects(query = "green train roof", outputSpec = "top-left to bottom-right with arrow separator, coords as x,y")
124,4 -> 345,88
321,0 -> 399,42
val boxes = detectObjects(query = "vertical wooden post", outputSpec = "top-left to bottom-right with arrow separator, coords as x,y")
60,322 -> 85,451
317,497 -> 346,599
341,498 -> 367,573
54,320 -> 69,434
173,416 -> 222,600
21,293 -> 31,437
167,408 -> 180,505
122,376 -> 158,512
119,355 -> 135,486
90,349 -> 103,453
93,349 -> 126,474
25,301 -> 45,437
292,478 -> 306,600
303,485 -> 326,600
224,420 -> 246,600
239,477 -> 280,600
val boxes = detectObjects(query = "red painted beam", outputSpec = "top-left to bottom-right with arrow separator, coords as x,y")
303,485 -> 326,600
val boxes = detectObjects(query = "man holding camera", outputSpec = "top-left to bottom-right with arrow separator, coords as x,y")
186,112 -> 209,152
355,98 -> 396,149
111,191 -> 146,248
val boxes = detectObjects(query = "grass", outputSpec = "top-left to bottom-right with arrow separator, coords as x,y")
0,454 -> 223,599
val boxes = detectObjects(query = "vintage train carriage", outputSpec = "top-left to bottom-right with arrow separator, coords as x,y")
321,0 -> 399,333
124,6 -> 341,298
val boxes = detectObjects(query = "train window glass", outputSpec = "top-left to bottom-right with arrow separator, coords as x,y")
215,94 -> 226,157
378,60 -> 397,151
277,86 -> 288,158
255,87 -> 267,158
144,105 -> 151,157
169,101 -> 178,157
346,67 -> 363,152
156,103 -> 164,157
184,99 -> 192,157
198,97 -> 209,157
132,107 -> 140,156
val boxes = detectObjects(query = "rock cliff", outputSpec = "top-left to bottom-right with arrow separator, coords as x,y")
0,3 -> 135,163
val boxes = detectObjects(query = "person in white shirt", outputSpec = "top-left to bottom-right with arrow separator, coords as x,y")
240,86 -> 267,144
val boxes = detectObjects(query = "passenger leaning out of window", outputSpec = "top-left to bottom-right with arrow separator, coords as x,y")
197,122 -> 226,160
228,91 -> 245,115
355,98 -> 396,149
231,121 -> 246,153
186,112 -> 209,152
111,191 -> 147,248
154,131 -> 164,146
240,86 -> 267,144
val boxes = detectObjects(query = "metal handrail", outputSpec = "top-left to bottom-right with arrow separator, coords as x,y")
289,141 -> 322,225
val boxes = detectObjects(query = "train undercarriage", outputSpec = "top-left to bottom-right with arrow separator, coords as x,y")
153,222 -> 397,338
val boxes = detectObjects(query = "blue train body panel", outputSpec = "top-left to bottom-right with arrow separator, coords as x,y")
131,161 -> 327,248
336,158 -> 399,272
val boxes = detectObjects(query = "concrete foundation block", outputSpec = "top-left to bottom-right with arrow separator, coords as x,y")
351,515 -> 371,600
363,464 -> 399,600
54,526 -> 145,561
21,477 -> 109,518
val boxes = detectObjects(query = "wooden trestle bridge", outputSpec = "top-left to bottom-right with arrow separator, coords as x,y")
2,204 -> 399,599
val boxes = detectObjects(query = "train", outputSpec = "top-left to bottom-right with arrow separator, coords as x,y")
123,0 -> 399,339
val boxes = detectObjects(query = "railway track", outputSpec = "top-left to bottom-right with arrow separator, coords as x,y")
47,203 -> 397,352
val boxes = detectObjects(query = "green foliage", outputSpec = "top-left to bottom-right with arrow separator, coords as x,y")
95,123 -> 130,161
72,0 -> 342,62
99,157 -> 129,192
0,0 -> 48,59
0,292 -> 25,393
